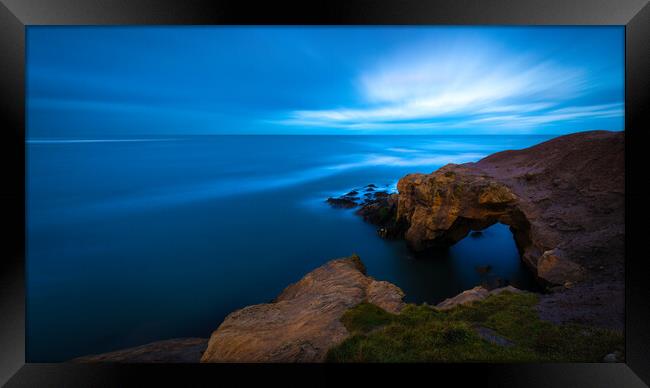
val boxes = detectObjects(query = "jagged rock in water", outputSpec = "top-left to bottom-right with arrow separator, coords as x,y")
326,196 -> 358,208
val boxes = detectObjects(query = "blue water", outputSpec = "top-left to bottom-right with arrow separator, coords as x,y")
26,135 -> 552,362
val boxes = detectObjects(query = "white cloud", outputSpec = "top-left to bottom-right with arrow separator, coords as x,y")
279,38 -> 621,133
461,102 -> 623,128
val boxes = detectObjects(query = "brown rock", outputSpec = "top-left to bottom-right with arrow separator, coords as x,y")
390,130 -> 623,329
478,182 -> 517,205
436,285 -> 522,310
200,256 -> 405,362
536,249 -> 586,285
396,165 -> 527,253
367,280 -> 405,314
436,286 -> 490,310
73,338 -> 208,363
393,131 -> 623,287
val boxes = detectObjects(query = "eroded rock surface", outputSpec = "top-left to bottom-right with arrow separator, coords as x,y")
73,338 -> 209,363
387,131 -> 623,288
436,285 -> 522,310
200,255 -> 405,362
396,165 -> 524,253
385,130 -> 624,330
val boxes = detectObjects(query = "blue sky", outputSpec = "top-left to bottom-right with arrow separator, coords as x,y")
27,26 -> 624,137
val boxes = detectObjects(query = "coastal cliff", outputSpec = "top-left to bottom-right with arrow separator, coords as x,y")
391,130 -> 624,289
76,130 -> 624,362
76,254 -> 622,363
200,255 -> 405,362
378,130 -> 624,330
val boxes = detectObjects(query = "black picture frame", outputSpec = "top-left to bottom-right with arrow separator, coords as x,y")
1,0 -> 648,386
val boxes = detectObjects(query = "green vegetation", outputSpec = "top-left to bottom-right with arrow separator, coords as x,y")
326,291 -> 623,363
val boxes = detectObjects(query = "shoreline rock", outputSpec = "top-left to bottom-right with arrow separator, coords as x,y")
79,131 -> 625,362
327,130 -> 624,330
326,196 -> 358,208
436,285 -> 523,310
200,255 -> 405,363
73,338 -> 209,363
347,131 -> 623,289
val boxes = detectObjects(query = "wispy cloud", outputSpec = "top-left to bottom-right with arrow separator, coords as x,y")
462,102 -> 623,128
277,38 -> 622,133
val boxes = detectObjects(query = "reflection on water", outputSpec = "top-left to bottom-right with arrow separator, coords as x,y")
27,135 -> 551,361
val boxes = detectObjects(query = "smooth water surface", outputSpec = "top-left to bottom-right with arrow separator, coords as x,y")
27,135 -> 551,361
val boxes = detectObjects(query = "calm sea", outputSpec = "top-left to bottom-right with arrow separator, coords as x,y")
27,134 -> 552,361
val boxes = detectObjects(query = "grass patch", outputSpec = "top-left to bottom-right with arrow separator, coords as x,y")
326,291 -> 623,363
340,303 -> 394,334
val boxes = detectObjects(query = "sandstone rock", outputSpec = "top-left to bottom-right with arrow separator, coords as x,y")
489,285 -> 523,296
390,131 -> 623,321
367,280 -> 405,314
478,182 -> 517,205
395,165 -> 525,252
436,286 -> 490,310
435,285 -> 522,311
332,131 -> 623,330
73,338 -> 208,363
200,256 -> 405,362
537,249 -> 585,285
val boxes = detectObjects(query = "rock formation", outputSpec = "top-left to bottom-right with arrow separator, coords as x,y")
326,183 -> 397,213
200,255 -> 405,362
73,338 -> 209,363
435,285 -> 522,310
355,130 -> 624,329
364,131 -> 623,288
78,131 -> 625,363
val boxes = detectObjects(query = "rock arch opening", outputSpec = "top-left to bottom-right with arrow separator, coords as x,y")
425,208 -> 538,272
400,206 -> 539,279
391,168 -> 551,285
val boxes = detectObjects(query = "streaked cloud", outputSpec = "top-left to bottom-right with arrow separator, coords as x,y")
280,37 -> 622,133
27,27 -> 624,137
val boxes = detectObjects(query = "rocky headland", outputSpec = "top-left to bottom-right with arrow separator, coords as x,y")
200,255 -> 405,362
77,130 -> 624,362
329,130 -> 624,330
